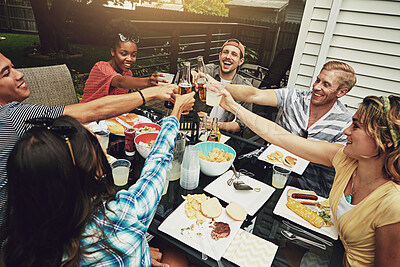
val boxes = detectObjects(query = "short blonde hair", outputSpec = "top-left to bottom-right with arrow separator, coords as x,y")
357,95 -> 400,184
322,61 -> 357,92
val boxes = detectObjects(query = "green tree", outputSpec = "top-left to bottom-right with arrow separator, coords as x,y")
182,0 -> 230,17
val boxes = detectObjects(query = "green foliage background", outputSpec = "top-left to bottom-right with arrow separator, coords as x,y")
182,0 -> 230,17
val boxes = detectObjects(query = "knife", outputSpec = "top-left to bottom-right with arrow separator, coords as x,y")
115,117 -> 133,129
282,220 -> 333,246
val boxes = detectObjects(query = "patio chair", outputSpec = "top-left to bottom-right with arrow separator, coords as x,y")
19,64 -> 78,106
239,48 -> 294,89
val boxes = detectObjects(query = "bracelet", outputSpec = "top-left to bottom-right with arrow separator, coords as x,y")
233,104 -> 241,122
137,90 -> 146,105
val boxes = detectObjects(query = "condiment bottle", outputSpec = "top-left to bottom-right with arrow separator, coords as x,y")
207,117 -> 221,142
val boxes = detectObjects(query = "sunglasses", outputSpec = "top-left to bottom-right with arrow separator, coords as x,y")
24,117 -> 77,166
118,33 -> 139,44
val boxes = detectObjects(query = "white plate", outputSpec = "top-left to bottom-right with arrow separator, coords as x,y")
158,200 -> 243,261
103,114 -> 152,136
273,185 -> 338,240
204,170 -> 275,216
258,144 -> 309,175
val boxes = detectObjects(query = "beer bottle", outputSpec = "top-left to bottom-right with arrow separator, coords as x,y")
179,61 -> 192,95
207,117 -> 221,142
197,56 -> 207,102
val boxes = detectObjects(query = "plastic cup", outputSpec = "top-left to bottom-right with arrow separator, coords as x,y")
95,129 -> 110,151
158,72 -> 175,85
124,128 -> 136,156
163,170 -> 170,195
272,165 -> 291,189
206,83 -> 225,106
180,145 -> 200,190
111,159 -> 131,186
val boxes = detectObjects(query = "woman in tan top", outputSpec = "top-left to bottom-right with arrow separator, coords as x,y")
219,92 -> 400,266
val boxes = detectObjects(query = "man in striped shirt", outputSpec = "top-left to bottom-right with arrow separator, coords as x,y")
223,61 -> 356,144
0,53 -> 177,232
221,61 -> 356,197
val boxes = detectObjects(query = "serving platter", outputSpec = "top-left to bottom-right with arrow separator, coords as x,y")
158,200 -> 242,261
273,186 -> 338,240
103,114 -> 152,136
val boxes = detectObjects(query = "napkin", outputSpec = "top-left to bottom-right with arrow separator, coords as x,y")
223,229 -> 278,267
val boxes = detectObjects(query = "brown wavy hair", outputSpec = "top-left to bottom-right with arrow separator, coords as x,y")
322,61 -> 357,92
3,116 -> 124,266
357,95 -> 400,184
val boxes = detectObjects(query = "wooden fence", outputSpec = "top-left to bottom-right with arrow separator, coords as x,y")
0,2 -> 300,70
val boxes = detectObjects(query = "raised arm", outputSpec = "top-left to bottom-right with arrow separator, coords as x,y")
224,83 -> 278,107
111,73 -> 164,89
63,84 -> 178,123
219,89 -> 342,166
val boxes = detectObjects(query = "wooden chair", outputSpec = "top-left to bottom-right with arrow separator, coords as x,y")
19,64 -> 78,106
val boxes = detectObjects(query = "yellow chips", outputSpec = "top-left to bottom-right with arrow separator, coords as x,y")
198,148 -> 234,163
182,194 -> 209,224
266,150 -> 284,163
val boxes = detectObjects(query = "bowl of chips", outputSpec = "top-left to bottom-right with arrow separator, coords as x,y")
135,132 -> 158,158
194,142 -> 236,176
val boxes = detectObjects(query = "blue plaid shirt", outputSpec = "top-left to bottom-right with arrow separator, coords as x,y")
79,116 -> 179,266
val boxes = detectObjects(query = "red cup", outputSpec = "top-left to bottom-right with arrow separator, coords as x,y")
124,128 -> 136,156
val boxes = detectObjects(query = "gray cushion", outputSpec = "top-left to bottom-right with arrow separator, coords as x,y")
20,64 -> 78,106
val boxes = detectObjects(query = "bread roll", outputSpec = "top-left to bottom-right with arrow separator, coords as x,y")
226,201 -> 247,221
201,197 -> 222,218
283,156 -> 297,168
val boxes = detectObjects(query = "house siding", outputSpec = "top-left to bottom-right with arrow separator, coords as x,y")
288,0 -> 400,113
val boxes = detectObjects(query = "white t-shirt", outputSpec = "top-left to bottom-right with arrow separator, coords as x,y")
209,78 -> 231,121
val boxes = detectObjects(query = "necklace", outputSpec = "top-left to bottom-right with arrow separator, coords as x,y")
345,169 -> 383,204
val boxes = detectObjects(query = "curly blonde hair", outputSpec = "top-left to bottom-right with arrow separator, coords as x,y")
322,61 -> 357,92
357,95 -> 400,184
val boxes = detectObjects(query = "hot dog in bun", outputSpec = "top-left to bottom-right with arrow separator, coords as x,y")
283,156 -> 297,168
287,188 -> 319,205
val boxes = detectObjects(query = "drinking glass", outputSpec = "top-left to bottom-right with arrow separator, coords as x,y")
95,129 -> 110,151
272,165 -> 291,189
111,159 -> 131,186
124,128 -> 136,156
206,83 -> 225,106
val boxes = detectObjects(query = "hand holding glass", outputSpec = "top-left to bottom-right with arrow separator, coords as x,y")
206,83 -> 225,107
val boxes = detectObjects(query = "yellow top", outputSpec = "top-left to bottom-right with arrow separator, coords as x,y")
330,147 -> 400,266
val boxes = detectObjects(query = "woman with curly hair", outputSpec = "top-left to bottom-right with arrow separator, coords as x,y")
220,91 -> 400,266
3,92 -> 195,266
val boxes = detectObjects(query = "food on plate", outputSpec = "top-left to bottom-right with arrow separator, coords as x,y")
211,221 -> 231,240
287,188 -> 319,205
266,150 -> 284,163
283,156 -> 297,168
200,197 -> 222,218
318,199 -> 334,227
198,148 -> 234,163
136,126 -> 159,134
226,201 -> 247,221
106,114 -> 139,134
182,194 -> 210,223
286,199 -> 325,228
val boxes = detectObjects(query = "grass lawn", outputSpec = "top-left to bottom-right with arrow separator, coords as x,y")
0,32 -> 109,73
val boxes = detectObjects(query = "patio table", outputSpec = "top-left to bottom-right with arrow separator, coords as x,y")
107,108 -> 345,267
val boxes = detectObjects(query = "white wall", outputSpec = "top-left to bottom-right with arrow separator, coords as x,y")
288,0 -> 400,113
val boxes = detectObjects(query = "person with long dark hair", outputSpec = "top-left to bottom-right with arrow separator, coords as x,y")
3,92 -> 195,266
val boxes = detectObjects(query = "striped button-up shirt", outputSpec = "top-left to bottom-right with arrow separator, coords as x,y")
79,116 -> 179,266
274,88 -> 352,145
